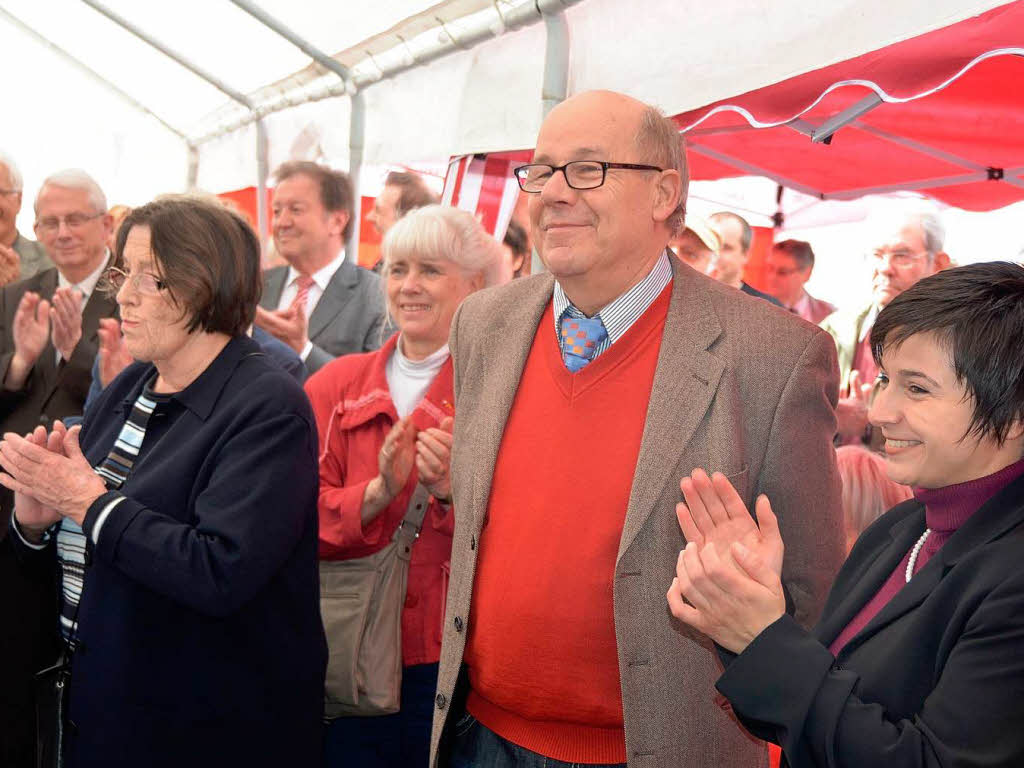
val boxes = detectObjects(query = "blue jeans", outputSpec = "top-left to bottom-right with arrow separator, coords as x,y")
449,713 -> 627,768
323,662 -> 438,768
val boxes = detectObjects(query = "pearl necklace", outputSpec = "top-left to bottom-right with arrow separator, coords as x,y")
905,528 -> 932,583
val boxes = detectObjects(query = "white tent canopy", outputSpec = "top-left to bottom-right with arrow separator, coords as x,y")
1,0 -> 1013,236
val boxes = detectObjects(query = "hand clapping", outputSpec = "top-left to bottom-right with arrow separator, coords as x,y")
0,420 -> 106,529
665,469 -> 787,654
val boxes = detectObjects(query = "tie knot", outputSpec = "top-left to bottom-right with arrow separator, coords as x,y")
559,315 -> 608,373
296,274 -> 314,290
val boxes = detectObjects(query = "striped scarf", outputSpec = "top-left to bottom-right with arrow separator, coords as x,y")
57,388 -> 159,645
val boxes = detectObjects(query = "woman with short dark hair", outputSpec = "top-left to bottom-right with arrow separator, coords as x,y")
0,195 -> 326,767
667,261 -> 1024,767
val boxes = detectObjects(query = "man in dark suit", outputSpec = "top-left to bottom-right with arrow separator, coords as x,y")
0,168 -> 117,767
256,161 -> 385,375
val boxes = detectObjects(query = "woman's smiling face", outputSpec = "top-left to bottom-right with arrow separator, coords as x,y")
869,331 -> 1019,489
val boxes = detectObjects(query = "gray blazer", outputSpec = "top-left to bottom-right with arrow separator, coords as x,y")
431,258 -> 845,767
12,232 -> 52,281
260,261 -> 386,375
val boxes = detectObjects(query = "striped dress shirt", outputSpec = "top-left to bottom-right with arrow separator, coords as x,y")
552,249 -> 672,363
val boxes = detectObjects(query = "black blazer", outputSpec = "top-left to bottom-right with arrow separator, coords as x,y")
717,470 -> 1024,767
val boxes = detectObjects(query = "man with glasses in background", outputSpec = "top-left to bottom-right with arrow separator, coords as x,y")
0,168 -> 118,767
430,90 -> 843,768
0,152 -> 52,287
821,210 -> 949,444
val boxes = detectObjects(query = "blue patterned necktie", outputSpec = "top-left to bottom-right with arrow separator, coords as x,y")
559,315 -> 608,372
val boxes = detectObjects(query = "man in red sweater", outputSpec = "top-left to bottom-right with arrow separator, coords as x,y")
430,90 -> 844,768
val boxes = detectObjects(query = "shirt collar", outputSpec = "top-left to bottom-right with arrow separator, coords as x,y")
552,249 -> 672,344
57,251 -> 110,300
791,291 -> 811,316
286,248 -> 346,292
170,335 -> 260,421
859,303 -> 881,343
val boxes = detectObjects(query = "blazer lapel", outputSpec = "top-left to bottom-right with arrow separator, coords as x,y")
260,267 -> 289,310
307,266 -> 353,342
826,474 -> 1024,657
33,270 -> 60,390
617,260 -> 724,562
814,507 -> 925,646
469,274 -> 555,528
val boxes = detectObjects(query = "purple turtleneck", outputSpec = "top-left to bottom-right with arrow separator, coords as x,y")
830,455 -> 1024,656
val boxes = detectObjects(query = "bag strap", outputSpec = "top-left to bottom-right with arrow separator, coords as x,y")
392,483 -> 432,560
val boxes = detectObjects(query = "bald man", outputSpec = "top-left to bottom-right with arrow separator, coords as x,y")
430,90 -> 843,768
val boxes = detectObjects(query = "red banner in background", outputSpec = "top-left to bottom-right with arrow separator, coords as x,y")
442,151 -> 530,242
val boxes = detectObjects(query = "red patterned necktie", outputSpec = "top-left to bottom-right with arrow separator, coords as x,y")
291,274 -> 314,314
559,315 -> 608,372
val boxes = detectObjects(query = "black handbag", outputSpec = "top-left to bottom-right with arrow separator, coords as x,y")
35,654 -> 72,768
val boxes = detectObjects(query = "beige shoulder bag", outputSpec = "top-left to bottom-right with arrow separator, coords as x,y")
319,483 -> 432,718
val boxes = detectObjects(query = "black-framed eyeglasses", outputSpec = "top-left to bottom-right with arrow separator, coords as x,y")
513,161 -> 664,193
100,266 -> 166,296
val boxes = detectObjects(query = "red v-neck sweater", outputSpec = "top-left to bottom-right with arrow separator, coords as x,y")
463,285 -> 672,764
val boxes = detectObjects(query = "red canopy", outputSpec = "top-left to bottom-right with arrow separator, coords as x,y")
673,2 -> 1024,212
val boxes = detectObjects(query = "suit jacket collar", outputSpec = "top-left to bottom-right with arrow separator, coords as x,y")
617,258 -> 723,560
467,271 -> 556,520
818,471 -> 1024,656
308,261 -> 360,342
464,259 -> 725,563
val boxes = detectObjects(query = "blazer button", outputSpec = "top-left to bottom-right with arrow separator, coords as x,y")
470,535 -> 476,550
435,693 -> 447,710
454,616 -> 464,632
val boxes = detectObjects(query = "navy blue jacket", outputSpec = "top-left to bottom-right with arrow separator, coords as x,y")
22,335 -> 326,768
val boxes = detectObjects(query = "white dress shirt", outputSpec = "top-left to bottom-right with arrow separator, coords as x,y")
276,249 -> 346,360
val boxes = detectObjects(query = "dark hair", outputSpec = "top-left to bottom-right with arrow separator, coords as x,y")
710,211 -> 752,251
274,161 -> 355,240
870,261 -> 1024,444
114,195 -> 262,337
384,171 -> 438,219
773,239 -> 815,270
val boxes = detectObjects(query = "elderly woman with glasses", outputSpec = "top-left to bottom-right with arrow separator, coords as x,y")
304,204 -> 504,768
666,262 -> 1024,767
0,195 -> 326,768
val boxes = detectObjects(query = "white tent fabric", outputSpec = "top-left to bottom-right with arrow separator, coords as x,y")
1,0 -> 1013,237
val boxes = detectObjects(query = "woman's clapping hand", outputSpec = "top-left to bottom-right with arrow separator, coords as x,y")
666,469 -> 787,654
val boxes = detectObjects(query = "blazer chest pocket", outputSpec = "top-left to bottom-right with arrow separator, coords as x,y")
722,466 -> 749,504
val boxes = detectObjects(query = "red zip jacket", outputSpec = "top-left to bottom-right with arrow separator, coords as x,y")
304,333 -> 455,666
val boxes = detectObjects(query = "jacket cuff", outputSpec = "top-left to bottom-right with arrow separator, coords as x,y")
83,491 -> 144,563
715,613 -> 834,725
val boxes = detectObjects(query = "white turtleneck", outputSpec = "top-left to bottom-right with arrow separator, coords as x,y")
385,338 -> 450,418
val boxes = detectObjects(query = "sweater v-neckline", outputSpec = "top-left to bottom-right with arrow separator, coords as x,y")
541,284 -> 672,400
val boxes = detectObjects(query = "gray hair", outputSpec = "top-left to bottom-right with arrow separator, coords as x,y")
908,211 -> 945,256
35,168 -> 107,214
0,151 -> 23,191
635,106 -> 688,234
381,204 -> 504,287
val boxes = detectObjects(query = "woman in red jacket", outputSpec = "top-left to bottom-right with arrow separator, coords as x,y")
305,204 -> 504,768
